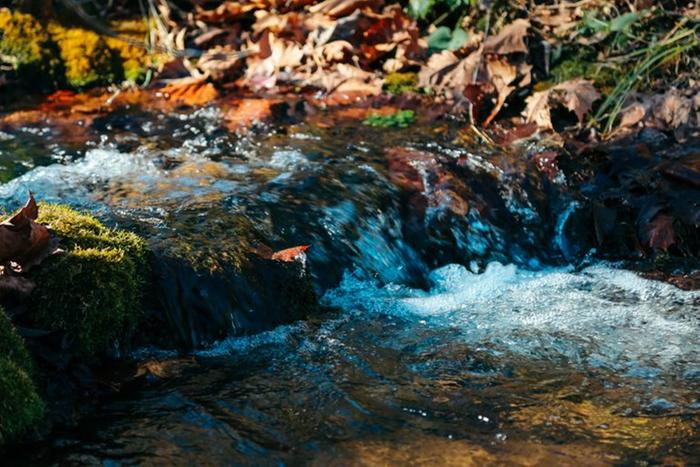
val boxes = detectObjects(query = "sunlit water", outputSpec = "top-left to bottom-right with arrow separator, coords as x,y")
2,106 -> 699,464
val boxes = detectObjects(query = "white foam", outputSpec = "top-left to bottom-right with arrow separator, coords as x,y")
0,148 -> 159,207
196,323 -> 303,357
323,262 -> 700,375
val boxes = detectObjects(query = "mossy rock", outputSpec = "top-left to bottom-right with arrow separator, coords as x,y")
28,205 -> 148,355
0,310 -> 44,445
0,8 -> 63,91
48,24 -> 122,88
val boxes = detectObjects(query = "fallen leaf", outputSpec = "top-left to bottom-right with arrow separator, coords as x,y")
0,193 -> 57,270
483,19 -> 530,55
196,1 -> 265,23
640,213 -> 675,251
482,57 -> 518,126
524,79 -> 600,129
653,90 -> 691,129
619,101 -> 647,128
158,78 -> 219,106
197,46 -> 243,81
271,245 -> 311,262
308,0 -> 379,18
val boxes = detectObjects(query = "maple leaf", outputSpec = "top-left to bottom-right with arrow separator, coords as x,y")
524,79 -> 600,130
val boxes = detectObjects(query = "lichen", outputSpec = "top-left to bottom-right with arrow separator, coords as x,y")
28,205 -> 149,355
0,310 -> 44,445
48,24 -> 122,88
0,8 -> 63,91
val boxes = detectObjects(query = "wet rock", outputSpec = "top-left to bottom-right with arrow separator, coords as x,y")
147,252 -> 317,350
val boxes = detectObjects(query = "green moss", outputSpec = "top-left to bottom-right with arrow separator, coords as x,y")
48,24 -> 122,88
29,205 -> 148,355
384,72 -> 419,95
0,310 -> 44,445
550,48 -> 625,94
0,8 -> 63,91
0,310 -> 33,375
158,208 -> 257,274
363,110 -> 416,128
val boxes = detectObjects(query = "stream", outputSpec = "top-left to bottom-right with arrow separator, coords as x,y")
1,104 -> 699,465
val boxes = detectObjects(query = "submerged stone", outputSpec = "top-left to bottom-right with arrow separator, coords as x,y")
145,211 -> 318,350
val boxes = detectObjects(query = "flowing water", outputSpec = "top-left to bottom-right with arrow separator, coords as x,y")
2,106 -> 700,465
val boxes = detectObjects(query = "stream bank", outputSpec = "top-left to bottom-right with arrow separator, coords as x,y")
0,92 -> 699,462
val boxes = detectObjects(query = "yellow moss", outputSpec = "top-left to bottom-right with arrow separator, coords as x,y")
106,20 -> 151,82
48,23 -> 121,88
384,72 -> 419,95
0,8 -> 62,90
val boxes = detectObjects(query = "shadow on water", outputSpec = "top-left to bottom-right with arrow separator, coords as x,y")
1,105 -> 699,464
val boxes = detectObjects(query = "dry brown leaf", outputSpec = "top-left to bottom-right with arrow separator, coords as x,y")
0,193 -> 57,271
641,213 -> 675,251
197,46 -> 243,81
482,57 -> 517,126
524,79 -> 600,129
483,19 -> 530,55
653,90 -> 691,129
158,78 -> 219,106
244,33 -> 305,90
619,102 -> 647,128
196,1 -> 266,23
308,0 -> 380,18
418,50 -> 481,93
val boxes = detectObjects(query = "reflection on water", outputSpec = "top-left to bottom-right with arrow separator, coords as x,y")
1,106 -> 699,464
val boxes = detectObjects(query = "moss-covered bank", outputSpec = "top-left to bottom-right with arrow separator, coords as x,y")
0,8 -> 151,91
0,310 -> 44,445
0,204 -> 149,447
0,9 -> 63,92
